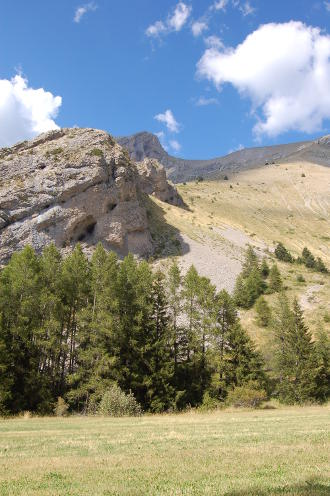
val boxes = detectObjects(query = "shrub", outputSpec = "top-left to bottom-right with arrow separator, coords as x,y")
54,397 -> 68,417
301,173 -> 306,177
98,385 -> 142,417
296,274 -> 305,283
227,383 -> 267,408
223,175 -> 229,180
198,391 -> 221,412
90,148 -> 104,158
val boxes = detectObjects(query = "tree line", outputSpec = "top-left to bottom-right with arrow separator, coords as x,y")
0,243 -> 328,415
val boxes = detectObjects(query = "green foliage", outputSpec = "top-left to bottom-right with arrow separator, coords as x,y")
272,295 -> 319,404
90,148 -> 104,157
234,247 -> 266,308
98,385 -> 142,417
314,328 -> 330,403
227,382 -> 267,408
296,274 -> 305,283
260,258 -> 270,278
255,296 -> 272,327
274,242 -> 294,263
298,247 -> 328,273
268,263 -> 282,293
198,391 -> 220,412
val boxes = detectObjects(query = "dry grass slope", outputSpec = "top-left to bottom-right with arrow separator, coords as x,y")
151,161 -> 330,346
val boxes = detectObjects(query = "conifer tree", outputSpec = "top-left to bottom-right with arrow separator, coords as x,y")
268,263 -> 282,293
241,245 -> 259,278
275,242 -> 294,263
314,328 -> 330,403
273,295 -> 318,404
255,296 -> 272,327
143,271 -> 174,412
260,258 -> 270,278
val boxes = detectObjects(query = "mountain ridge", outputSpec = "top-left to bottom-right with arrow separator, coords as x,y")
117,132 -> 330,183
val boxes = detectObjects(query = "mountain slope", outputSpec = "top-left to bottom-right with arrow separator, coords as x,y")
118,132 -> 330,183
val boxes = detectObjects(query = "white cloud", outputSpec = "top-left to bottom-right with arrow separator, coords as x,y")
155,131 -> 165,139
154,109 -> 180,133
74,2 -> 97,23
192,21 -> 208,37
213,0 -> 228,11
146,21 -> 167,38
204,35 -> 224,48
239,1 -> 255,16
169,2 -> 192,31
197,21 -> 330,137
195,96 -> 219,106
169,139 -> 182,152
324,1 -> 330,12
146,2 -> 191,38
0,75 -> 62,147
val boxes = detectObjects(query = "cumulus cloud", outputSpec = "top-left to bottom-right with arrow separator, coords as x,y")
197,21 -> 330,137
195,96 -> 219,106
0,75 -> 62,147
146,2 -> 191,38
74,2 -> 97,23
154,109 -> 180,133
169,139 -> 182,152
192,21 -> 208,37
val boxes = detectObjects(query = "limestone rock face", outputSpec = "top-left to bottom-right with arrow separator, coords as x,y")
136,158 -> 184,207
0,128 -> 182,264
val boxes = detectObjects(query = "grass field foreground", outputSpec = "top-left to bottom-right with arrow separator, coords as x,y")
0,405 -> 329,495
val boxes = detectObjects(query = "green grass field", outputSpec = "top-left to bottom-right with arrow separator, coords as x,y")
0,406 -> 329,495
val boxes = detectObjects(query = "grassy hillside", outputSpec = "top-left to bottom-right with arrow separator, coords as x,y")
0,406 -> 329,495
150,161 -> 330,341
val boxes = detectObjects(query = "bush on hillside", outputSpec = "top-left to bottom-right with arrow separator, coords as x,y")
98,385 -> 142,417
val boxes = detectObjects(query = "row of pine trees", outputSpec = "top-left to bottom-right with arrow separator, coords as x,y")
0,243 -> 328,415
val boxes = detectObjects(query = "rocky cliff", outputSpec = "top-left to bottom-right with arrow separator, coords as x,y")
0,128 -> 182,264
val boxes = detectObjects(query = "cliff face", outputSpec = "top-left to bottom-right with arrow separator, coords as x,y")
0,128 -> 182,264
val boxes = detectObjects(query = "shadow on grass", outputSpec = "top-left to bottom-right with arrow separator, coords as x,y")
225,478 -> 329,496
143,194 -> 190,260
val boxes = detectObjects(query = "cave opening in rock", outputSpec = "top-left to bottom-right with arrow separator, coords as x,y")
70,216 -> 97,243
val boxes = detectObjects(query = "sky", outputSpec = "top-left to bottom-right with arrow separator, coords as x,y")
0,0 -> 330,158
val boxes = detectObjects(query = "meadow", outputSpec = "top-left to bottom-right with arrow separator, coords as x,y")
0,405 -> 329,495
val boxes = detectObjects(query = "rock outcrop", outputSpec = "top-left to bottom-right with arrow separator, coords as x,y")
136,158 -> 184,207
0,128 -> 183,264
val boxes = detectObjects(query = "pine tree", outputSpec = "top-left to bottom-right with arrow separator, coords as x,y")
241,245 -> 259,278
314,328 -> 330,403
143,271 -> 174,412
268,263 -> 282,293
67,244 -> 118,412
260,258 -> 270,278
255,296 -> 272,327
273,295 -> 318,404
275,242 -> 294,263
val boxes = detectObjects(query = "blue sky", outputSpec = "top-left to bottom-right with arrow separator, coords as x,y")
1,0 -> 330,158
